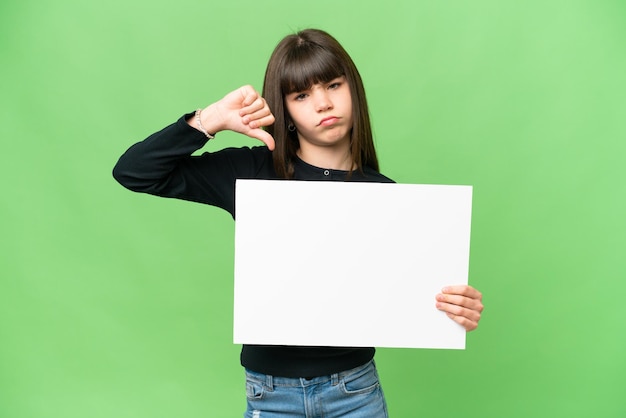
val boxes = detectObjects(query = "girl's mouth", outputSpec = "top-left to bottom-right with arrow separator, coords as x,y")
318,117 -> 339,126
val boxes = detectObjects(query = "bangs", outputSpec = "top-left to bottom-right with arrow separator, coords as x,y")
280,44 -> 345,94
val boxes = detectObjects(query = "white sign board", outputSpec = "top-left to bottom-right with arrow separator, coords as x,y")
234,180 -> 472,349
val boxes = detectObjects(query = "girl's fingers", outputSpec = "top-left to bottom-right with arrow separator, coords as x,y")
247,129 -> 276,150
436,293 -> 484,311
436,301 -> 481,321
435,284 -> 484,332
436,301 -> 482,331
442,285 -> 482,300
245,110 -> 275,127
214,85 -> 275,148
238,85 -> 259,107
446,312 -> 479,332
240,97 -> 269,118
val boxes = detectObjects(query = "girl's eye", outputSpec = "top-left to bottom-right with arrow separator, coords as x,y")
328,82 -> 341,90
294,93 -> 308,101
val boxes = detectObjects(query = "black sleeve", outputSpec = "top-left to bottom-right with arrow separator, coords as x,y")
112,114 -> 271,217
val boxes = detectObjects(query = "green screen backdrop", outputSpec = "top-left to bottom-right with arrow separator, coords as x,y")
2,0 -> 625,417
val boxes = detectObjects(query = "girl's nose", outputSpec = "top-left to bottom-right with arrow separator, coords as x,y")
314,91 -> 333,112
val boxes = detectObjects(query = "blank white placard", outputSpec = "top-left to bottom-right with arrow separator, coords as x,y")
233,180 -> 472,349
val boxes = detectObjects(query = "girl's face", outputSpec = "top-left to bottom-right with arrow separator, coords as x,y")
284,76 -> 353,150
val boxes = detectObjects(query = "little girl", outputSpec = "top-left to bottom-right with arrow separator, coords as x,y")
114,28 -> 483,418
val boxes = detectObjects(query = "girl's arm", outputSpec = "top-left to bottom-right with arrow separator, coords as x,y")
112,86 -> 274,211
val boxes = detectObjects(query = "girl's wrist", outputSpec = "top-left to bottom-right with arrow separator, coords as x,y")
194,109 -> 215,139
187,103 -> 223,137
199,103 -> 225,134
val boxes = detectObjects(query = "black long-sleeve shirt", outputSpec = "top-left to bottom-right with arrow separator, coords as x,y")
113,114 -> 394,377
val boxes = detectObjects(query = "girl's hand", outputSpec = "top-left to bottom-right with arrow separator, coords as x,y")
435,285 -> 483,331
194,85 -> 276,150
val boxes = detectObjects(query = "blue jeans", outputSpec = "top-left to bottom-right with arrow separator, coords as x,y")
244,360 -> 389,418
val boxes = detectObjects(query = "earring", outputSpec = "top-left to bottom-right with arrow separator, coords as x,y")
288,123 -> 296,132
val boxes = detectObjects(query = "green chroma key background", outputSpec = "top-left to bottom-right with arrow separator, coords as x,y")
1,0 -> 624,416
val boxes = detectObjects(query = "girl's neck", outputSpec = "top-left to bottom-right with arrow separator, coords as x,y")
296,143 -> 355,171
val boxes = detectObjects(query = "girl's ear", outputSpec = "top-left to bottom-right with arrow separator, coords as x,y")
285,116 -> 297,133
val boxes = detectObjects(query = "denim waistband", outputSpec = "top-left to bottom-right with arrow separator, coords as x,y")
245,360 -> 376,389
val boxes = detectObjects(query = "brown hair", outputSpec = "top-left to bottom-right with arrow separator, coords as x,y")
262,29 -> 380,179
